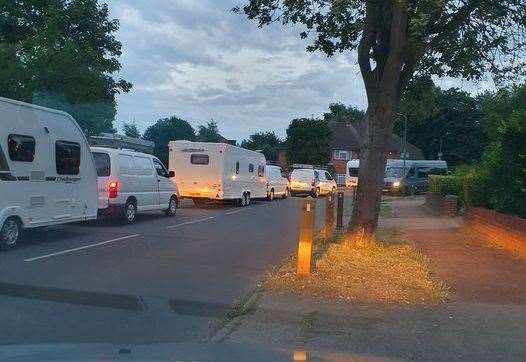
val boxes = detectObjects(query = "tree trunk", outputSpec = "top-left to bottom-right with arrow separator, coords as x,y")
346,0 -> 408,246
347,100 -> 395,246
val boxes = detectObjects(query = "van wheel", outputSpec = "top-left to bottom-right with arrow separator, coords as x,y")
122,200 -> 137,224
0,217 -> 21,250
165,197 -> 177,217
282,188 -> 289,199
245,193 -> 251,206
268,189 -> 274,201
312,188 -> 320,198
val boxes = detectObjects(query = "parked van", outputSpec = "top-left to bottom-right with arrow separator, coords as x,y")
169,141 -> 267,206
345,159 -> 360,187
0,97 -> 98,249
289,168 -> 337,197
92,147 -> 179,224
384,159 -> 448,195
266,164 -> 289,200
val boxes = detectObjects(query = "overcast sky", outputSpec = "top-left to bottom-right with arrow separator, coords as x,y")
109,0 -> 494,142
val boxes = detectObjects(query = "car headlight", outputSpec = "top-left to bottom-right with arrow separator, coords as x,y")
393,181 -> 401,188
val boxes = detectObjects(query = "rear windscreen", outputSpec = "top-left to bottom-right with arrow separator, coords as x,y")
290,169 -> 312,180
0,144 -> 9,171
191,154 -> 209,165
349,167 -> 359,177
93,152 -> 111,177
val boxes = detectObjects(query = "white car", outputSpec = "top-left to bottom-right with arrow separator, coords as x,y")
92,147 -> 179,224
265,165 -> 289,200
289,168 -> 337,198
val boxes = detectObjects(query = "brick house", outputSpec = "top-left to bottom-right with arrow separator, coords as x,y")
329,121 -> 424,185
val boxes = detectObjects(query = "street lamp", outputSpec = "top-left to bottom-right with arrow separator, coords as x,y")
397,113 -> 408,172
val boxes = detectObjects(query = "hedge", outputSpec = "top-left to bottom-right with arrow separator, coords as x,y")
428,175 -> 461,197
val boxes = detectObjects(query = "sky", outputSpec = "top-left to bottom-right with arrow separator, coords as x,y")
109,0 -> 495,142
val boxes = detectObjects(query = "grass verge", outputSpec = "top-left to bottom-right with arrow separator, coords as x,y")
263,228 -> 448,304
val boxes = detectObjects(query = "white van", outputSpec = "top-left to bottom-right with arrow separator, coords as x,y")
289,168 -> 337,197
92,147 -> 179,224
169,140 -> 267,206
345,159 -> 360,187
266,164 -> 289,200
0,97 -> 98,249
384,159 -> 448,195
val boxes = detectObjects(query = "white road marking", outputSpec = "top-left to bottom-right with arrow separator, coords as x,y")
225,208 -> 253,215
166,216 -> 215,229
25,234 -> 141,262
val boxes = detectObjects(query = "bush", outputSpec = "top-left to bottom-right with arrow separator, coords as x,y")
428,175 -> 461,197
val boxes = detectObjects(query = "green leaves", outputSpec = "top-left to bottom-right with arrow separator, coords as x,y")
241,132 -> 283,161
286,118 -> 331,165
0,0 -> 131,135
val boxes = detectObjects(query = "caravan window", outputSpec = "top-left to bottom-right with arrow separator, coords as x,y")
249,163 -> 254,173
55,141 -> 80,175
0,144 -> 9,171
258,165 -> 265,177
8,134 -> 35,162
93,152 -> 111,177
191,154 -> 209,165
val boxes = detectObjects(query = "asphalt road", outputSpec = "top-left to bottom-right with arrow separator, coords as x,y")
0,196 -> 328,346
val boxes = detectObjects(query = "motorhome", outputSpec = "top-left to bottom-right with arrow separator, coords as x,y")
92,147 -> 179,224
384,159 -> 448,195
169,141 -> 268,206
0,97 -> 98,249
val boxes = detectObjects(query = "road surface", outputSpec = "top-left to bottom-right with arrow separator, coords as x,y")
0,196 -> 328,345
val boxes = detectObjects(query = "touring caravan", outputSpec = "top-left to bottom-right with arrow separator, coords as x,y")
0,97 -> 98,249
169,140 -> 267,206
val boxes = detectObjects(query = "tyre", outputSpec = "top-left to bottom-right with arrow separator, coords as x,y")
238,193 -> 246,207
245,193 -> 251,206
164,196 -> 177,217
268,189 -> 275,201
282,188 -> 289,199
121,199 -> 137,224
0,217 -> 21,250
312,188 -> 320,198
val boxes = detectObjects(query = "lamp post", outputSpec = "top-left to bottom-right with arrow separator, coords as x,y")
397,113 -> 408,172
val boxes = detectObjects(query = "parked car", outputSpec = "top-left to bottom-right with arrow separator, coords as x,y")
169,140 -> 267,207
345,159 -> 360,187
289,168 -> 337,198
92,147 -> 179,224
265,164 -> 289,200
0,96 -> 98,249
384,160 -> 448,195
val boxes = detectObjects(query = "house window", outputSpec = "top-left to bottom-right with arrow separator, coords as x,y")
333,150 -> 350,160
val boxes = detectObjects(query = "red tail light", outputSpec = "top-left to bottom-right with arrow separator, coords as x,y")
109,181 -> 118,199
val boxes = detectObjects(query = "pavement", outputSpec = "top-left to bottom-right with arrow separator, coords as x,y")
0,196 -> 328,346
226,196 -> 526,361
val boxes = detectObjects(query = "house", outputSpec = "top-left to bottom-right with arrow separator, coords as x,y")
329,121 -> 424,185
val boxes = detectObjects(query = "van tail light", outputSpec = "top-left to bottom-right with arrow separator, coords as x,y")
109,181 -> 118,199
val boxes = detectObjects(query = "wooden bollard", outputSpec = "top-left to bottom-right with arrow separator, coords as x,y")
336,191 -> 344,229
324,193 -> 335,241
297,199 -> 316,275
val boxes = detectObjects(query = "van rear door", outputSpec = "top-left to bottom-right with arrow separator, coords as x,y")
93,152 -> 111,209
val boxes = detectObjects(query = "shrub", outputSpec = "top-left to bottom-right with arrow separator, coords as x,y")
428,175 -> 461,197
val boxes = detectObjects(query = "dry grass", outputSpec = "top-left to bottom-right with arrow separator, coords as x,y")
263,229 -> 448,304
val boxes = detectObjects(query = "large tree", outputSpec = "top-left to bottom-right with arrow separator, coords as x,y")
0,0 -> 131,135
324,102 -> 366,124
395,81 -> 487,166
197,121 -> 224,142
241,132 -> 282,161
123,122 -> 141,138
238,0 -> 526,244
286,118 -> 331,165
143,117 -> 195,166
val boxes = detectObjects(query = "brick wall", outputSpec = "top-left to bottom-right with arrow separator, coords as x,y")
425,192 -> 458,217
466,207 -> 526,257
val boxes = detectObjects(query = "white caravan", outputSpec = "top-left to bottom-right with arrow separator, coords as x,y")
0,97 -> 98,249
91,147 -> 179,224
169,141 -> 268,206
265,164 -> 289,200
